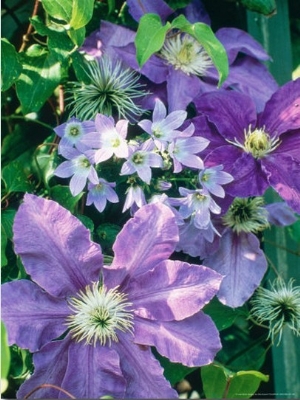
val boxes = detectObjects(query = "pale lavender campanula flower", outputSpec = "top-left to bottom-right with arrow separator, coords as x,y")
54,117 -> 96,153
194,78 -> 300,213
80,114 -> 129,164
86,178 -> 119,212
54,147 -> 98,196
122,184 -> 146,213
120,140 -> 163,184
2,194 -> 223,399
138,98 -> 187,151
198,165 -> 234,198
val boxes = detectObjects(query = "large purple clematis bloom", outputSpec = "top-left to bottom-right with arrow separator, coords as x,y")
2,194 -> 223,399
194,78 -> 300,213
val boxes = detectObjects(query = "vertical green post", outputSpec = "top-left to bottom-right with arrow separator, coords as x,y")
247,1 -> 300,398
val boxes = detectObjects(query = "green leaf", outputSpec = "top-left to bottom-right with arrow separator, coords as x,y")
154,351 -> 197,386
167,0 -> 191,9
50,185 -> 83,212
201,364 -> 269,399
171,15 -> 228,87
240,0 -> 276,15
75,214 -> 94,232
1,226 -> 8,268
67,27 -> 86,47
41,0 -> 73,23
203,297 -> 243,331
15,45 -> 62,114
2,161 -> 33,194
201,364 -> 228,398
227,370 -> 269,398
135,14 -> 171,67
96,223 -> 121,254
69,0 -> 95,30
1,322 -> 11,393
30,16 -> 75,60
1,39 -> 23,91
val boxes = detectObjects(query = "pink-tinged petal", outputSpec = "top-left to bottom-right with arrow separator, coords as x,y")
136,165 -> 152,184
167,69 -> 202,112
95,113 -> 115,132
262,154 -> 300,213
13,194 -> 102,297
111,203 -> 179,279
216,27 -> 270,64
17,338 -> 70,399
134,312 -> 221,367
112,332 -> 177,398
17,337 -> 126,399
116,119 -> 129,139
1,280 -> 69,352
259,78 -> 300,137
94,147 -> 113,163
195,91 -> 257,142
204,230 -> 268,308
138,119 -> 153,134
61,341 -> 126,398
128,260 -> 222,321
69,173 -> 87,196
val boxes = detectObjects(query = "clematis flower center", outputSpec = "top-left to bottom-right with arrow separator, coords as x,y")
222,197 -> 269,233
228,126 -> 281,159
66,282 -> 134,346
159,33 -> 213,76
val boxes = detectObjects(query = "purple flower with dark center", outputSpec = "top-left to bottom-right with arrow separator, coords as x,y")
54,117 -> 96,153
80,114 -> 129,163
138,98 -> 187,151
2,194 -> 223,398
54,147 -> 98,196
86,178 -> 119,212
120,140 -> 163,184
194,78 -> 300,213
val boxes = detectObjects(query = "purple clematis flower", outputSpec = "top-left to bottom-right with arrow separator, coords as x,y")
2,194 -> 223,398
54,147 -> 98,196
194,78 -> 300,213
86,178 -> 119,212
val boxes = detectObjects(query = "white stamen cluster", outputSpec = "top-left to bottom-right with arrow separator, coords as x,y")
250,278 -> 300,344
66,282 -> 134,346
160,33 -> 213,76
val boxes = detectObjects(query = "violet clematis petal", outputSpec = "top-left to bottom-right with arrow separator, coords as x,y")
133,312 -> 222,367
204,230 -> 268,308
265,202 -> 297,226
273,130 -> 300,162
17,338 -> 70,399
113,332 -> 178,399
262,154 -> 300,213
221,57 -> 279,112
111,203 -> 179,280
128,260 -> 222,321
60,341 -> 126,398
259,78 -> 300,137
167,69 -> 202,112
13,194 -> 102,297
195,91 -> 257,142
1,280 -> 70,352
216,27 -> 271,64
17,337 -> 126,399
182,0 -> 211,25
126,0 -> 174,22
